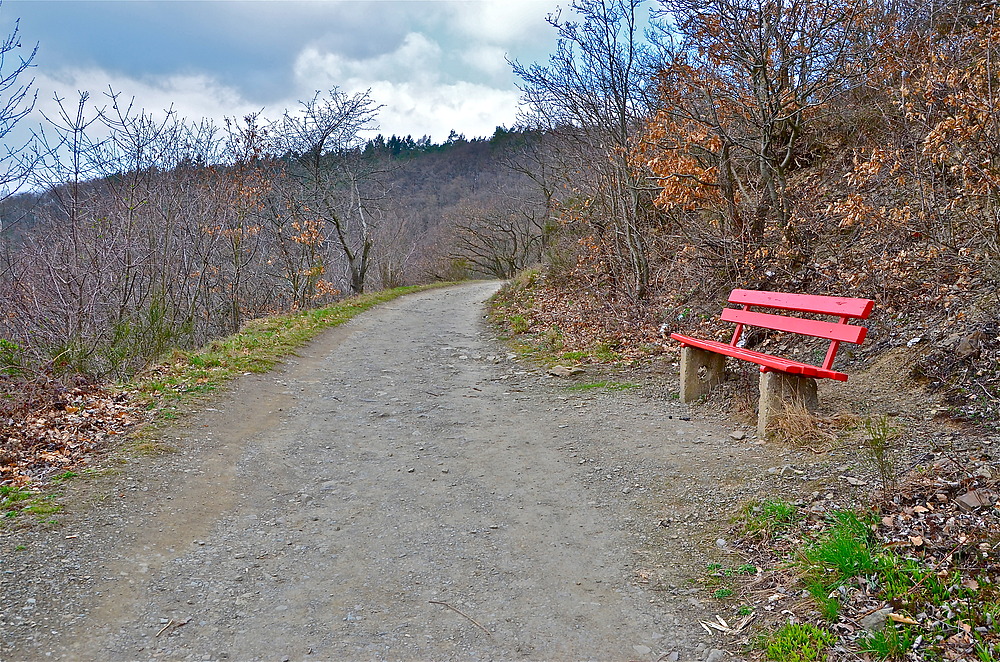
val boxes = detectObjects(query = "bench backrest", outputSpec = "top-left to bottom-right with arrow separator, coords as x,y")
723,289 -> 874,371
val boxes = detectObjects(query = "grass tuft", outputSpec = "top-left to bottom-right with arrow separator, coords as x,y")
759,622 -> 836,662
857,624 -> 917,660
738,498 -> 802,540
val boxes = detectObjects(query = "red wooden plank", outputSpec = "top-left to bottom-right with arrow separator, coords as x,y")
729,289 -> 874,319
670,334 -> 849,381
721,308 -> 868,344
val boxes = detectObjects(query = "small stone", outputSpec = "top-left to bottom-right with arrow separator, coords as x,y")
729,430 -> 746,440
860,606 -> 893,631
663,654 -> 679,662
956,332 -> 985,359
547,365 -> 585,377
907,337 -> 923,347
716,538 -> 728,549
632,644 -> 652,655
705,649 -> 726,662
956,489 -> 995,512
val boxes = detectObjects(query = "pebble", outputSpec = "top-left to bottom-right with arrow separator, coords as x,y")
860,606 -> 892,631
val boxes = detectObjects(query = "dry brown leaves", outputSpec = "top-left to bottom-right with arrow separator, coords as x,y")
0,376 -> 146,487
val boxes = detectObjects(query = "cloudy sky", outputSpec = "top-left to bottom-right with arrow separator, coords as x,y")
1,0 -> 564,145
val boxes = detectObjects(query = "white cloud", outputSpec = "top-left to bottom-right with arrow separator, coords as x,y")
367,79 -> 519,140
447,0 -> 559,46
35,68 -> 259,128
293,32 -> 518,141
461,45 -> 511,78
294,33 -> 443,89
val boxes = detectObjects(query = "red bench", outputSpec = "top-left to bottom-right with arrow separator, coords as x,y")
670,289 -> 874,435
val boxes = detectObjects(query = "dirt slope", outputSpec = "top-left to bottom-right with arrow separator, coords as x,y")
1,282 -> 805,662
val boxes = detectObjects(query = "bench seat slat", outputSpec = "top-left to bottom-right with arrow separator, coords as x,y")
721,308 -> 868,344
729,289 -> 874,319
670,333 -> 849,381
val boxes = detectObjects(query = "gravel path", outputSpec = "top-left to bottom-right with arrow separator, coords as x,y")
2,282 -> 792,661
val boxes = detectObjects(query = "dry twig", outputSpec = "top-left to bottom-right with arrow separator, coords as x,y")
428,600 -> 493,637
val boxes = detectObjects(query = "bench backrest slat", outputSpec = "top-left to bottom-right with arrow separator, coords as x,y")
729,289 -> 874,319
721,307 -> 868,344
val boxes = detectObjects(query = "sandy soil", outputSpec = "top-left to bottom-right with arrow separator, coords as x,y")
1,282 -> 837,662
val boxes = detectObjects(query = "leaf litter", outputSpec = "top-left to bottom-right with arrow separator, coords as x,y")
0,373 -> 146,488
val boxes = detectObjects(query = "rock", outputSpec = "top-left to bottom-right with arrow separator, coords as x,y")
956,331 -> 986,359
955,489 -> 996,512
729,430 -> 746,440
632,644 -> 652,655
860,606 -> 893,631
662,653 -> 679,662
907,337 -> 923,347
705,649 -> 726,662
547,365 -> 584,377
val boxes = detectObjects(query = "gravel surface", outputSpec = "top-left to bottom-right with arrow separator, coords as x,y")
1,282 -> 799,661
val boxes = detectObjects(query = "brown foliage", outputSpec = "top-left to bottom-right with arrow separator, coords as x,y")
0,372 -> 144,486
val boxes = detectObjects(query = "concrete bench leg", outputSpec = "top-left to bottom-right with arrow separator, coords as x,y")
679,346 -> 726,403
757,371 -> 819,438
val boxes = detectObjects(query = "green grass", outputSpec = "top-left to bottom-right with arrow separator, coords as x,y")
800,511 -> 879,582
739,499 -> 802,539
1,485 -> 63,523
704,562 -> 757,603
857,624 -> 917,660
759,623 -> 835,662
797,511 -> 879,621
1,484 -> 31,516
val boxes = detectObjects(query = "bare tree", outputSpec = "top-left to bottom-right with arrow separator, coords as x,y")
0,4 -> 36,205
448,194 -> 548,279
277,89 -> 383,295
511,0 -> 658,299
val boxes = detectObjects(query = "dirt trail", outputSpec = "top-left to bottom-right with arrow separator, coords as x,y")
2,282 -> 797,662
